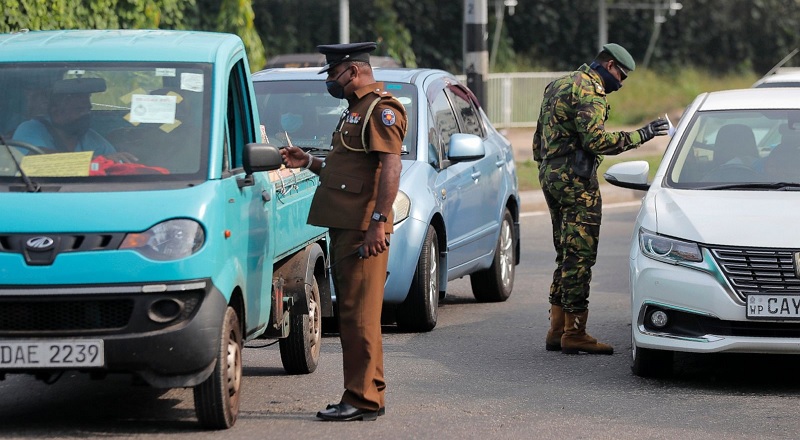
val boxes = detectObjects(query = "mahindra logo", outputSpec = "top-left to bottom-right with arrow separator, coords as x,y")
26,236 -> 55,250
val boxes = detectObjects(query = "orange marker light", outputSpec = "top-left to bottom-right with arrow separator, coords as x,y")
224,230 -> 232,239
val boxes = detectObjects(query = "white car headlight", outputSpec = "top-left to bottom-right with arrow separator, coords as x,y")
638,228 -> 702,264
392,190 -> 411,224
120,219 -> 205,261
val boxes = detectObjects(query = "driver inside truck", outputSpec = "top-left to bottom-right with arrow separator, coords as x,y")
12,78 -> 137,163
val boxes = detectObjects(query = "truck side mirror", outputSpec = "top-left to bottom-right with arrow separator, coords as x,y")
243,143 -> 284,175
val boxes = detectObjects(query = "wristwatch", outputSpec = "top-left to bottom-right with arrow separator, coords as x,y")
371,211 -> 387,222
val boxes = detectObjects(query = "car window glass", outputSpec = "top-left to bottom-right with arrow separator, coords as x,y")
446,85 -> 484,138
426,109 -> 441,168
430,89 -> 458,156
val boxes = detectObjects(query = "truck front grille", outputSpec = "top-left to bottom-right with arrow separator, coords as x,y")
0,298 -> 134,332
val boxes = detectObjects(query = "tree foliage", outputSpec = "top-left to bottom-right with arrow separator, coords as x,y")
3,0 -> 800,76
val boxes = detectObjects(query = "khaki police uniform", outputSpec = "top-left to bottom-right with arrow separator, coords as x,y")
308,82 -> 407,411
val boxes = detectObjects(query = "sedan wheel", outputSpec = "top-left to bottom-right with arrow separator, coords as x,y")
471,209 -> 515,302
396,225 -> 439,332
631,328 -> 674,378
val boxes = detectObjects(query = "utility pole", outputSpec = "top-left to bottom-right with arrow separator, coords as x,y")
339,0 -> 349,43
464,0 -> 488,109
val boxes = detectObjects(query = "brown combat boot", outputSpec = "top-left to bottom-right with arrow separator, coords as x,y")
545,305 -> 564,351
561,310 -> 614,355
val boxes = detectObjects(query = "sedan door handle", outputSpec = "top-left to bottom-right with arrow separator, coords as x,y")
471,171 -> 481,180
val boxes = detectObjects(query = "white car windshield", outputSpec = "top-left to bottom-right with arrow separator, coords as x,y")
666,109 -> 800,189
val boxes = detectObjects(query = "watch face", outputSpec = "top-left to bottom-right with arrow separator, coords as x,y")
372,212 -> 381,221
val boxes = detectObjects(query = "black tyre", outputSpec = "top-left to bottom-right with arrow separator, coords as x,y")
470,209 -> 515,302
396,225 -> 439,332
194,306 -> 243,429
279,274 -> 322,374
631,330 -> 674,378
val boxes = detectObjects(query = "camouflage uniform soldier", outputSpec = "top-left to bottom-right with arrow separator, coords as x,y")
532,43 -> 668,355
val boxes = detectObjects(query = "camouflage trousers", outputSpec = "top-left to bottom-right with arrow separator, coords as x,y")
539,157 -> 602,313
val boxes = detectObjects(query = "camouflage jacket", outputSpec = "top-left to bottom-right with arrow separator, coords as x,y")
532,64 -> 644,164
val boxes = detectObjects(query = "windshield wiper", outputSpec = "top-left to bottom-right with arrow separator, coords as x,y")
0,135 -> 40,193
696,182 -> 800,191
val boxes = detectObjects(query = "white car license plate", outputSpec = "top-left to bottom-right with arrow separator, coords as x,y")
747,294 -> 800,319
0,340 -> 104,368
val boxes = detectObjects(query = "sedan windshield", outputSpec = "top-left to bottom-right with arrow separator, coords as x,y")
253,80 -> 416,158
666,109 -> 800,189
0,63 -> 210,184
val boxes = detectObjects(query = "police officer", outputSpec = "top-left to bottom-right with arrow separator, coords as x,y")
532,43 -> 668,355
280,42 -> 407,421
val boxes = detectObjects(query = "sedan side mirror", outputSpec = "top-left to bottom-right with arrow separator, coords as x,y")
603,161 -> 650,191
441,133 -> 485,169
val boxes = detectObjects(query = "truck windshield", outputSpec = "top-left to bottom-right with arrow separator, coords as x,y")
0,63 -> 211,183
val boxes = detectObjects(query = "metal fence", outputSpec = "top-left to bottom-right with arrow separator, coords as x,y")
457,72 -> 568,129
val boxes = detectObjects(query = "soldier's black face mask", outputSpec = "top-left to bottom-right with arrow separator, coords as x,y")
591,61 -> 622,93
326,67 -> 352,99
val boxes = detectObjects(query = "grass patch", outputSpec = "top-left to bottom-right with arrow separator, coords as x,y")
516,154 -> 664,191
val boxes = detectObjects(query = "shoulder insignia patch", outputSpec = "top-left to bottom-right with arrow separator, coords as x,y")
593,80 -> 604,94
381,108 -> 396,126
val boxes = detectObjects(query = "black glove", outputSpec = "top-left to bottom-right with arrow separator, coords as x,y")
637,117 -> 669,143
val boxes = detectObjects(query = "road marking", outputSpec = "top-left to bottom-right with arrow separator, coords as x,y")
520,200 -> 642,218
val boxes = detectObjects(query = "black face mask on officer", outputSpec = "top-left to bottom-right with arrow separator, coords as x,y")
326,66 -> 353,100
590,61 -> 623,94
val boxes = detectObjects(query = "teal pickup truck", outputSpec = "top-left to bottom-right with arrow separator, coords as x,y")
0,30 -> 330,429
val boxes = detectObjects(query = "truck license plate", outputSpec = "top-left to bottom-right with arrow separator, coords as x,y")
0,340 -> 104,368
747,294 -> 800,319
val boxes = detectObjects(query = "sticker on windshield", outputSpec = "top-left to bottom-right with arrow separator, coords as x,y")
156,68 -> 176,77
130,94 -> 177,124
181,73 -> 204,92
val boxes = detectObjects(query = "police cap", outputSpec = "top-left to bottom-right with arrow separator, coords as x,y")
317,42 -> 377,74
601,43 -> 636,73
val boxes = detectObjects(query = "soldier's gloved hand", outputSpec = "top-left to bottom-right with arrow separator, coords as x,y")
637,118 -> 669,143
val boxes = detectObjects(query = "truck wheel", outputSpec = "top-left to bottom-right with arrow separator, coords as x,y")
396,225 -> 439,332
279,274 -> 322,374
194,306 -> 242,429
470,209 -> 515,302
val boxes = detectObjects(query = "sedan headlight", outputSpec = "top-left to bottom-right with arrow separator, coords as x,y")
120,219 -> 205,261
392,190 -> 411,224
638,228 -> 702,264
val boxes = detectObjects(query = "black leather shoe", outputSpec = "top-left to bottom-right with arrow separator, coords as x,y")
326,403 -> 385,416
317,402 -> 379,421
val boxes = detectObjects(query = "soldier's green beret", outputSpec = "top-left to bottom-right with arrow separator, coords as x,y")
602,43 -> 635,72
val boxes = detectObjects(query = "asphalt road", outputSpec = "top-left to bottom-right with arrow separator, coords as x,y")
2,204 -> 800,439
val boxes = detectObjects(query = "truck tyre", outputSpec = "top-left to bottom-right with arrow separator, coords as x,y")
396,225 -> 439,332
470,209 -> 515,302
279,244 -> 324,374
194,306 -> 242,429
279,275 -> 322,374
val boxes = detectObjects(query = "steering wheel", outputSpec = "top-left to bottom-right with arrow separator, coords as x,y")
2,139 -> 45,155
701,163 -> 764,182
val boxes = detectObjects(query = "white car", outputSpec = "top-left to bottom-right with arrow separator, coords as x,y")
752,69 -> 800,88
604,88 -> 800,377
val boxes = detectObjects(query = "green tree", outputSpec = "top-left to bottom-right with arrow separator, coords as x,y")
214,0 -> 266,71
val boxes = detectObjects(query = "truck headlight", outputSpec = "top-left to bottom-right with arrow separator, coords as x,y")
639,228 -> 702,264
392,190 -> 411,224
120,219 -> 205,261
